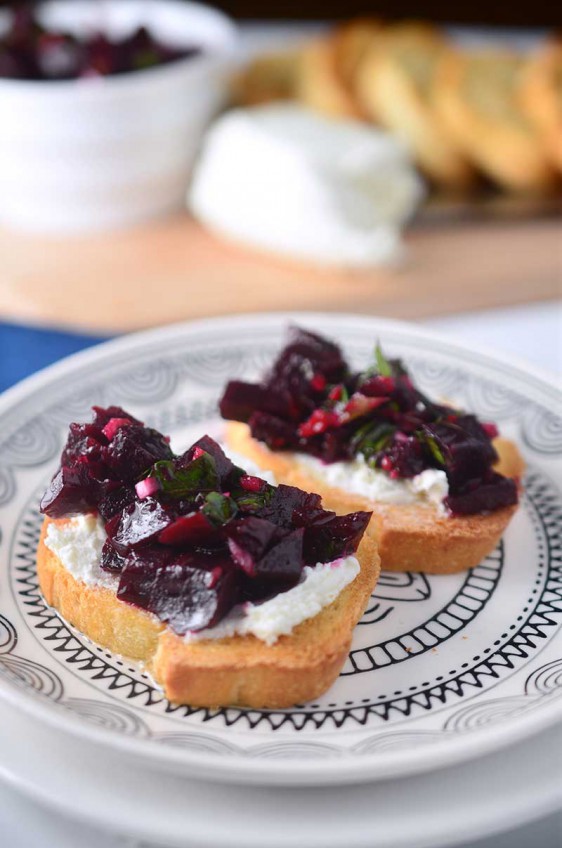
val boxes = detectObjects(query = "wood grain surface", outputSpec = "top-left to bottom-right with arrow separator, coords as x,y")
0,214 -> 560,333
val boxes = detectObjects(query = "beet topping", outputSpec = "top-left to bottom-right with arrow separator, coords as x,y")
0,5 -> 201,81
219,327 -> 519,516
40,406 -> 370,635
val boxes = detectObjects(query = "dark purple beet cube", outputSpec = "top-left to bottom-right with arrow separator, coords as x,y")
445,474 -> 518,515
107,498 -> 174,553
226,517 -> 278,576
61,422 -> 108,466
40,465 -> 96,517
254,528 -> 304,583
117,550 -> 238,635
219,381 -> 288,423
378,434 -> 425,479
274,327 -> 347,384
159,512 -> 216,547
304,511 -> 371,564
91,406 -> 142,429
105,425 -> 173,482
248,412 -> 301,451
423,416 -> 497,488
97,485 -> 136,522
100,539 -> 127,573
259,484 -> 323,528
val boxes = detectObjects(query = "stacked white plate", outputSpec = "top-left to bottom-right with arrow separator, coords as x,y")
0,313 -> 560,847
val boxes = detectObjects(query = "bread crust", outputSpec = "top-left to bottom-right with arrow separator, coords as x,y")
518,39 -> 562,173
297,39 -> 363,120
355,28 -> 475,190
433,49 -> 557,193
225,422 -> 523,574
37,518 -> 380,709
231,50 -> 302,107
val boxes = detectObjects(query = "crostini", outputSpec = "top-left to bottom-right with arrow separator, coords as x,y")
220,328 -> 524,574
37,407 -> 379,708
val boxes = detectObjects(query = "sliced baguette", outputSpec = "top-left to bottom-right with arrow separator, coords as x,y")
231,50 -> 303,107
37,518 -> 380,709
518,38 -> 562,173
433,49 -> 557,193
354,23 -> 475,189
332,17 -> 384,90
225,422 -> 523,575
297,38 -> 363,120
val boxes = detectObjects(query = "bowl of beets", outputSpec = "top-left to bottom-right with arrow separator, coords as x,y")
0,1 -> 237,233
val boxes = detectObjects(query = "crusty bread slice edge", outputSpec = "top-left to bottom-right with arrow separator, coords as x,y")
37,518 -> 380,709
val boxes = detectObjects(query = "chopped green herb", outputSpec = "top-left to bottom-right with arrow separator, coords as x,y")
150,454 -> 219,498
375,343 -> 393,377
202,492 -> 238,526
351,421 -> 395,461
419,432 -> 447,466
234,483 -> 274,512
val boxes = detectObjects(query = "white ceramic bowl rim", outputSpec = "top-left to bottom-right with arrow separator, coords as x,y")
0,0 -> 238,91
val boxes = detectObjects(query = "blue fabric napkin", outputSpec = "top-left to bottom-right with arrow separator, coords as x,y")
0,322 -> 111,394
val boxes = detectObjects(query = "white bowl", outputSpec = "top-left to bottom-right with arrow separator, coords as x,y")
0,1 -> 238,234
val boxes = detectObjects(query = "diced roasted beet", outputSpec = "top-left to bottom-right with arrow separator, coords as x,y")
249,411 -> 301,450
445,474 -> 518,516
254,528 -> 304,583
422,416 -> 497,489
273,327 -> 347,385
226,517 -> 278,576
117,550 -> 238,635
102,417 -> 135,441
0,11 -> 201,82
40,466 -> 96,517
105,425 -> 173,482
361,375 -> 396,397
258,484 -> 323,528
238,574 -> 300,605
178,435 -> 239,487
304,512 -> 371,564
92,406 -> 142,429
376,434 -> 426,479
159,512 -> 216,547
218,329 -> 513,515
107,498 -> 174,553
61,422 -> 108,466
100,539 -> 127,573
97,485 -> 135,522
219,382 -> 287,423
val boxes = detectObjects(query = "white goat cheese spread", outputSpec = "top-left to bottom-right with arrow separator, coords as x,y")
291,453 -> 449,511
44,516 -> 359,646
189,104 -> 423,268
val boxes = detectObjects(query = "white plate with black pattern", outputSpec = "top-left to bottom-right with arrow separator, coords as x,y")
0,313 -> 560,787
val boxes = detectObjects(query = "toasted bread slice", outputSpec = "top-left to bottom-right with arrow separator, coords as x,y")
231,50 -> 302,107
297,38 -> 364,120
354,24 -> 475,190
225,422 -> 523,575
37,518 -> 380,708
332,17 -> 383,89
518,38 -> 562,172
433,49 -> 557,193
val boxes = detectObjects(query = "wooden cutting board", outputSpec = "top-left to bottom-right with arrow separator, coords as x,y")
0,213 -> 560,333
